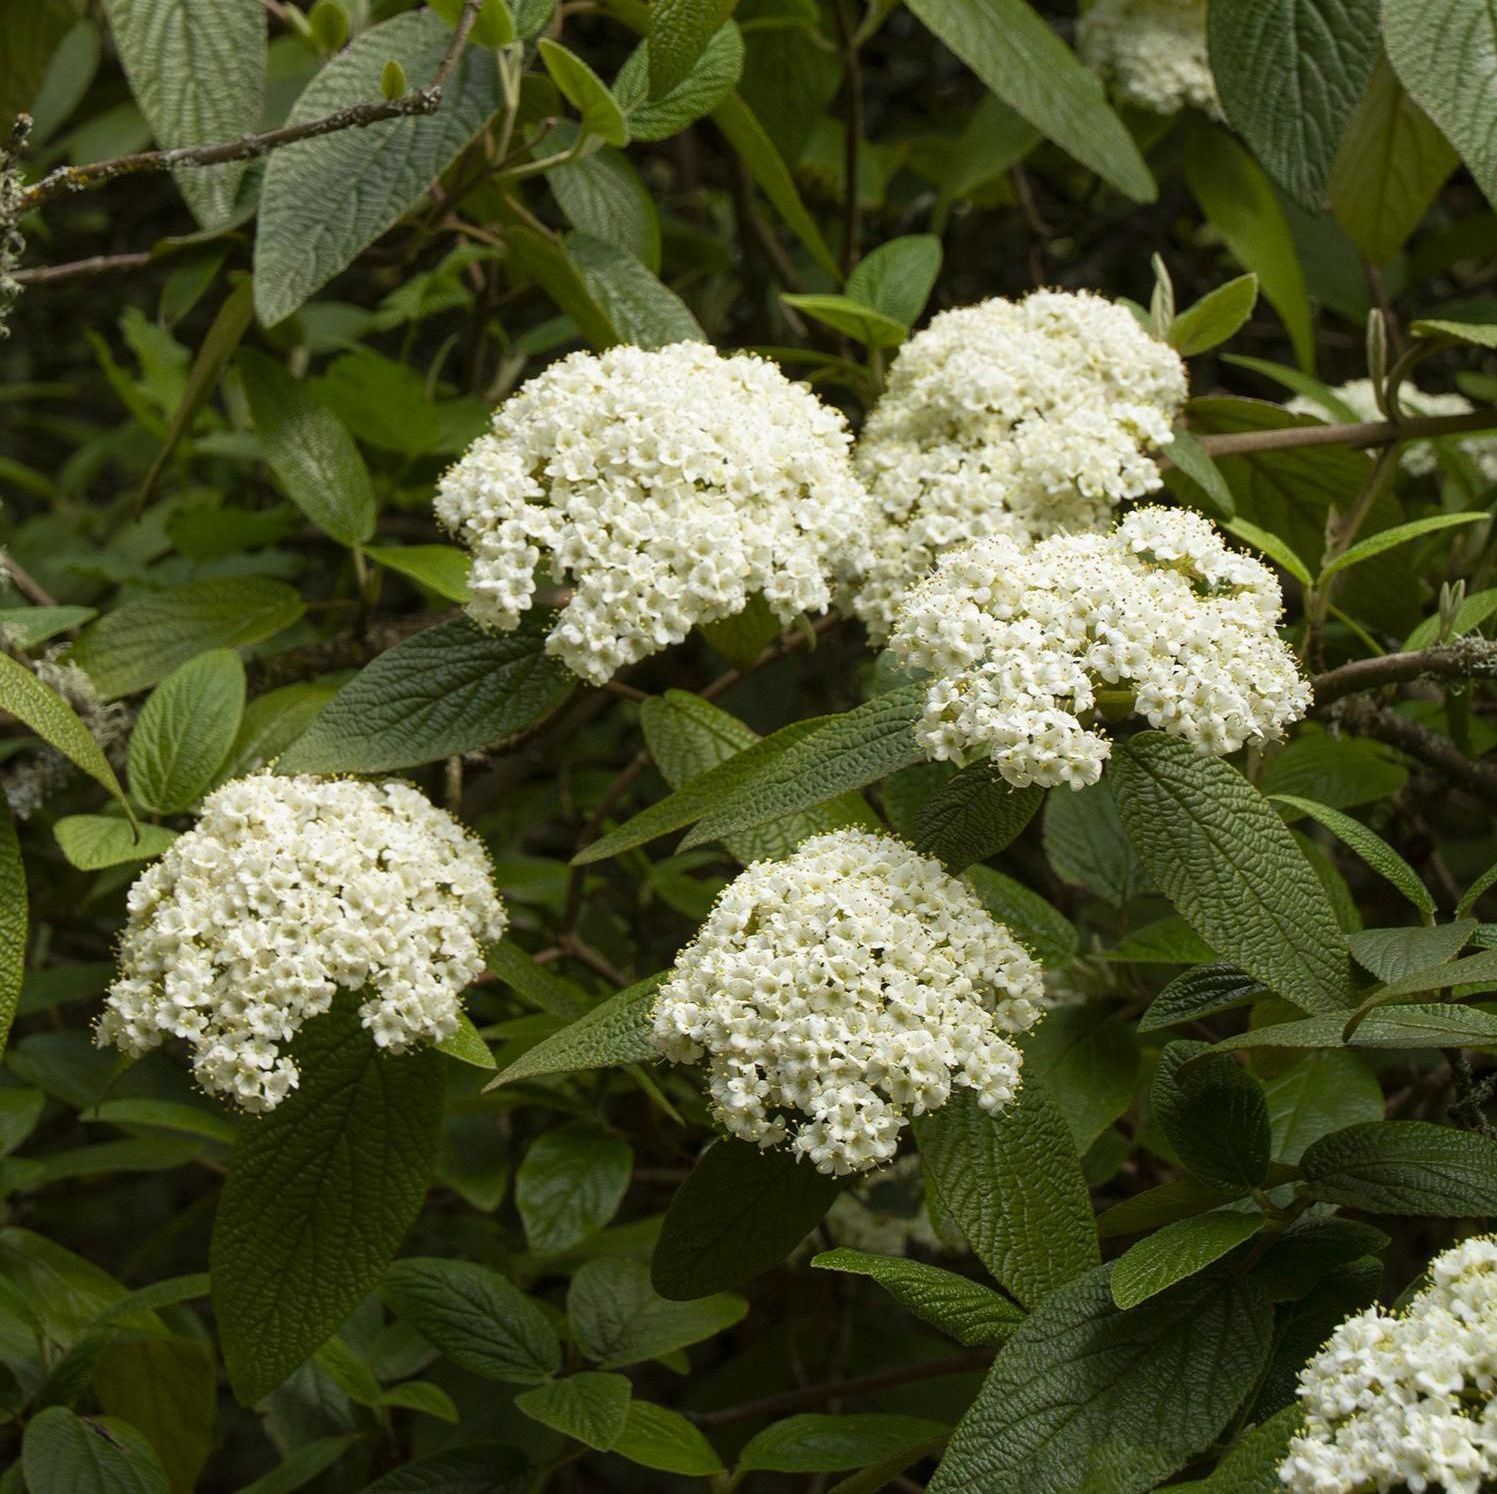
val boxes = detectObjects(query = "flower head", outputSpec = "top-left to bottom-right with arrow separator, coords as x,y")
887,505 -> 1310,788
851,291 -> 1187,640
1281,1234 -> 1497,1494
652,829 -> 1044,1176
435,342 -> 872,684
97,774 -> 507,1111
1078,0 -> 1220,119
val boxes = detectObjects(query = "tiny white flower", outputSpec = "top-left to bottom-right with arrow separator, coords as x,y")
1077,0 -> 1220,118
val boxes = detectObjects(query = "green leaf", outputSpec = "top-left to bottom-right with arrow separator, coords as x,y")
1169,274 -> 1259,356
126,649 -> 244,815
612,1400 -> 724,1477
503,222 -> 619,350
1271,795 -> 1435,916
1409,299 -> 1497,348
93,1334 -> 215,1494
0,808 -> 23,1067
1172,1405 -> 1300,1493
361,545 -> 470,604
254,11 -> 505,325
0,606 -> 97,650
781,293 -> 910,348
21,1407 -> 169,1494
568,1258 -> 745,1368
928,1266 -> 1272,1493
100,0 -> 264,227
210,1001 -> 444,1404
914,1083 -> 1098,1308
680,684 -> 926,851
905,0 -> 1154,201
1207,0 -> 1379,208
1300,1120 -> 1497,1215
1111,1211 -> 1263,1310
1198,1003 -> 1497,1057
380,1256 -> 561,1385
376,1380 -> 459,1422
54,817 -> 178,872
968,866 -> 1081,967
1184,128 -> 1314,371
1023,1006 -> 1140,1152
1043,778 -> 1151,907
0,653 -> 133,818
1261,732 -> 1407,812
359,1445 -> 532,1493
740,1414 -> 951,1474
547,137 -> 661,270
515,1371 -> 631,1451
277,616 -> 571,775
1152,1042 -> 1271,1190
434,1011 -> 495,1069
711,93 -> 839,278
566,230 -> 705,347
485,975 -> 664,1089
429,0 -> 514,47
648,0 -> 723,99
73,578 -> 304,699
1110,734 -> 1353,1014
539,39 -> 629,145
238,350 -> 377,547
811,1249 -> 1024,1348
516,1121 -> 633,1256
1384,0 -> 1497,211
1165,426 -> 1237,516
219,682 -> 337,782
912,768 -> 1042,873
1349,921 -> 1475,982
1264,1051 -> 1386,1164
1328,50 -> 1458,264
1225,516 -> 1315,588
1140,965 -> 1268,1033
651,1140 -> 842,1300
846,235 -> 943,328
614,23 -> 744,142
1319,512 -> 1487,579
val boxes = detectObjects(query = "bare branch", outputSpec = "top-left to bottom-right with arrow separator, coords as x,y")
13,251 -> 155,286
1333,696 -> 1497,808
1192,407 -> 1497,459
1313,640 -> 1497,707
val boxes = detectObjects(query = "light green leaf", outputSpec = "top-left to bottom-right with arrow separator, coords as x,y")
539,39 -> 629,146
22,1406 -> 169,1494
516,1121 -> 633,1256
781,293 -> 909,347
485,975 -> 664,1089
1328,50 -> 1458,264
434,1011 -> 495,1070
1111,1211 -> 1263,1310
928,1266 -> 1272,1493
1384,0 -> 1497,211
0,808 -> 23,1067
238,350 -> 376,547
1271,795 -> 1435,916
277,616 -> 571,775
614,23 -> 744,143
0,653 -> 133,820
1409,299 -> 1497,348
1406,586 -> 1497,649
846,235 -> 943,326
568,1258 -> 745,1368
1264,1051 -> 1385,1164
1226,517 -> 1314,588
566,230 -> 705,346
648,0 -> 722,99
0,606 -> 97,650
740,1414 -> 951,1474
1184,128 -> 1314,370
1169,274 -> 1259,356
612,1400 -> 724,1477
428,0 -> 513,47
915,1082 -> 1097,1308
811,1248 -> 1024,1348
1319,512 -> 1487,579
905,0 -> 1154,201
72,577 -> 304,699
210,1001 -> 444,1404
362,545 -> 470,603
127,649 -> 244,815
93,1334 -> 215,1494
54,817 -> 178,872
1110,734 -> 1353,1014
254,11 -> 504,325
1165,426 -> 1236,515
515,1371 -> 631,1451
381,1256 -> 561,1386
100,0 -> 264,227
1349,921 -> 1474,981
1207,0 -> 1380,208
1300,1120 -> 1497,1215
376,1380 -> 460,1422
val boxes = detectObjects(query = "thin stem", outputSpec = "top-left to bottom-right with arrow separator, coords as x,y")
12,251 -> 155,286
1191,407 -> 1497,459
1,552 -> 58,607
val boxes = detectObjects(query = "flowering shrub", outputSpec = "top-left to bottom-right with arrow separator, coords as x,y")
3,1 -> 1497,1490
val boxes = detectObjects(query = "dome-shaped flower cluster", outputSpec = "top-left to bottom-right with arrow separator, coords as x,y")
97,774 -> 507,1111
651,829 -> 1044,1176
1077,0 -> 1220,119
851,291 -> 1188,640
1286,378 -> 1497,483
435,342 -> 872,684
887,505 -> 1311,788
1281,1234 -> 1497,1494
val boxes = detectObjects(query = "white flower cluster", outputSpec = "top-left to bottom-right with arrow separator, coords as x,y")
435,342 -> 872,684
851,291 -> 1187,640
1077,0 -> 1221,119
652,829 -> 1044,1176
888,505 -> 1311,788
1281,1235 -> 1497,1494
97,774 -> 506,1111
1286,379 -> 1497,483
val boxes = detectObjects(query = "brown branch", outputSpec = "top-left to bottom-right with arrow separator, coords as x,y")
1193,408 -> 1497,459
689,1350 -> 990,1427
1313,640 -> 1497,707
1,552 -> 58,607
16,0 -> 484,215
1334,696 -> 1497,808
12,251 -> 155,286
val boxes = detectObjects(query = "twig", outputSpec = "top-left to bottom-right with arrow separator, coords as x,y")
1,552 -> 58,607
1334,697 -> 1497,808
16,0 -> 485,214
1193,408 -> 1497,459
689,1351 -> 990,1426
832,0 -> 863,278
1313,640 -> 1497,707
12,251 -> 155,286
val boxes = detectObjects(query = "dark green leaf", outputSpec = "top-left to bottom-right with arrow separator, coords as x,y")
1139,965 -> 1268,1033
912,768 -> 1043,872
648,0 -> 722,99
1023,1006 -> 1140,1152
21,1408 -> 168,1494
1043,778 -> 1151,907
614,23 -> 744,142
360,1445 -> 532,1494
612,1401 -> 724,1477
740,1414 -> 951,1474
567,1258 -> 745,1368
515,1121 -> 632,1256
1299,1120 -> 1497,1215
0,807 -> 24,1067
515,1371 -> 631,1451
1152,1041 -> 1271,1190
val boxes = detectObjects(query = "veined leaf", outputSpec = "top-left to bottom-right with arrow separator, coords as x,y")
127,649 -> 245,815
1169,274 -> 1259,356
1196,1003 -> 1497,1057
613,1401 -> 724,1477
567,1258 -> 745,1368
1300,1120 -> 1497,1215
22,1406 -> 169,1494
516,1372 -> 632,1451
912,768 -> 1042,873
1318,512 -> 1487,579
516,1122 -> 632,1257
566,230 -> 705,346
739,1414 -> 951,1475
781,293 -> 909,347
846,235 -> 943,327
54,817 -> 178,873
647,0 -> 724,99
1271,795 -> 1435,916
485,975 -> 664,1089
1111,1211 -> 1263,1310
0,807 -> 24,1066
614,23 -> 744,142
